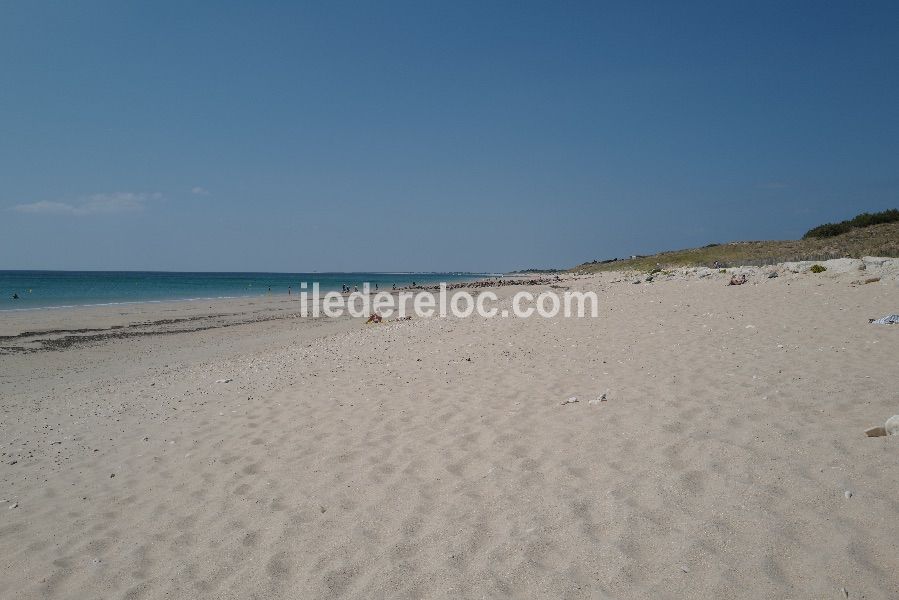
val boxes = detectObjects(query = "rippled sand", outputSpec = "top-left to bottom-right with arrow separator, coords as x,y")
1,269 -> 898,598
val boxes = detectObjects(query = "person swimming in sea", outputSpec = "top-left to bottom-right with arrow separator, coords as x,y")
11,292 -> 19,300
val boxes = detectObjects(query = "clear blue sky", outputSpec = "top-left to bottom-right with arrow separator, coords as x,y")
1,1 -> 897,272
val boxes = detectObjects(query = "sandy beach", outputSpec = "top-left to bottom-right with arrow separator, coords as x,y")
2,264 -> 898,599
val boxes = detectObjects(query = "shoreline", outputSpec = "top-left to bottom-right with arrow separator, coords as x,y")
0,271 -> 501,313
0,276 -> 563,350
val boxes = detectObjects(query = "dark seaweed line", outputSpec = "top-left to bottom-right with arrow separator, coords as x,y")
0,310 -> 322,355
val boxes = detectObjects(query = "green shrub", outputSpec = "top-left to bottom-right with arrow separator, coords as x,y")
803,222 -> 852,239
810,264 -> 827,273
803,209 -> 899,239
849,209 -> 899,228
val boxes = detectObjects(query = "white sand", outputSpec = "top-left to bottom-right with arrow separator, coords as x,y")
1,267 -> 898,598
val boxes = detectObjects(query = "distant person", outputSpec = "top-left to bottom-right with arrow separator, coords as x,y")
12,292 -> 19,300
375,283 -> 378,292
392,283 -> 396,290
288,286 -> 291,296
354,285 -> 358,293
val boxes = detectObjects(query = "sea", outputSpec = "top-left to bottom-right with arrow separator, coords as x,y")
0,271 -> 495,312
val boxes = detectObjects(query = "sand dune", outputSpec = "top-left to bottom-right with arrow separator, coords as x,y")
1,267 -> 898,598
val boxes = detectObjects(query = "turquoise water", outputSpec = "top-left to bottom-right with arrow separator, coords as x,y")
0,271 -> 493,311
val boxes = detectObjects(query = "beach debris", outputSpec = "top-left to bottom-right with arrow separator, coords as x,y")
864,416 -> 899,437
852,276 -> 881,285
561,396 -> 579,405
767,271 -> 778,278
215,378 -> 233,384
680,565 -> 689,573
8,502 -> 18,510
844,490 -> 853,499
588,391 -> 609,405
841,587 -> 849,598
886,415 -> 899,435
869,314 -> 899,325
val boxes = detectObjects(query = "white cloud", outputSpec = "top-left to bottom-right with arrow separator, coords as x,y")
11,192 -> 161,216
191,186 -> 210,196
11,200 -> 77,215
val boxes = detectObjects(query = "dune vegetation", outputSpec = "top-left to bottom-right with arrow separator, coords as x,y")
573,214 -> 899,273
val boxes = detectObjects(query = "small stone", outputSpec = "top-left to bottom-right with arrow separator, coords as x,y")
865,426 -> 887,437
9,502 -> 18,510
589,391 -> 609,405
844,490 -> 853,499
110,473 -> 115,478
561,397 -> 579,405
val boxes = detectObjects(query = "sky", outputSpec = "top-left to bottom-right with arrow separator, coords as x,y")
1,1 -> 898,272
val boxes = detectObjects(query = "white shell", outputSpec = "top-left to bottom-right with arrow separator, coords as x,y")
885,415 -> 899,436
